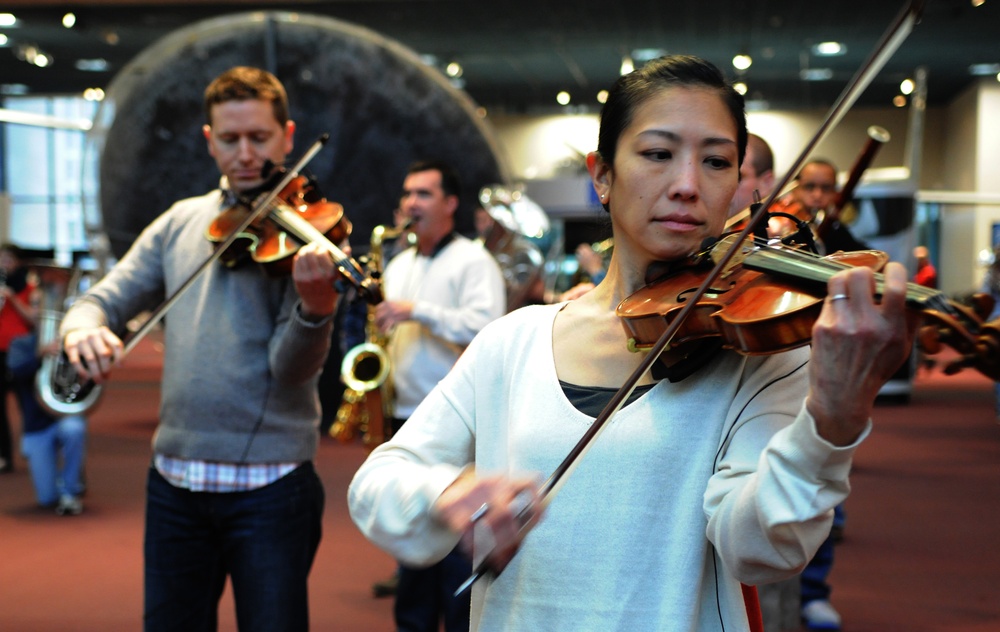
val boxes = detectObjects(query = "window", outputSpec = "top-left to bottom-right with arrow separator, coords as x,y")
1,96 -> 98,263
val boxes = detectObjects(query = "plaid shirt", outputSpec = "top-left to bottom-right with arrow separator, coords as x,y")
154,454 -> 300,493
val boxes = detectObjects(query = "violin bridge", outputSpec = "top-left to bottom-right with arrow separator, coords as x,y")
711,233 -> 754,279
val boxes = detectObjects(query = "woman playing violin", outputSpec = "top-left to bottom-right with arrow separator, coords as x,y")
60,66 -> 340,631
349,55 -> 912,631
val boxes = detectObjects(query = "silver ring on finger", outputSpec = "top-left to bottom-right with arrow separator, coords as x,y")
470,502 -> 489,524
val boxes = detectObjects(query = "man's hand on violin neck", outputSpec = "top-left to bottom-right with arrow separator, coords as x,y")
806,262 -> 911,446
292,243 -> 340,319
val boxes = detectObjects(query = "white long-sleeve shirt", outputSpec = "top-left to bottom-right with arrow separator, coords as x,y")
349,303 -> 865,631
383,234 -> 506,418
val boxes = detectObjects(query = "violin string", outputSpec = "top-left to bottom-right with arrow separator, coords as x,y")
742,237 -> 963,318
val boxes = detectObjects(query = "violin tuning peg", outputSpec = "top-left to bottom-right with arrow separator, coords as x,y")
916,325 -> 942,354
970,292 -> 996,322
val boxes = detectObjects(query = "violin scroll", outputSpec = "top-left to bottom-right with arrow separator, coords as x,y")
916,293 -> 1000,380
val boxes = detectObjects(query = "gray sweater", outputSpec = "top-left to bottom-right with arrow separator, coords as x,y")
61,190 -> 333,463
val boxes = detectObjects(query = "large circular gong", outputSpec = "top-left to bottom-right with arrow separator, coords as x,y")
89,11 -> 508,259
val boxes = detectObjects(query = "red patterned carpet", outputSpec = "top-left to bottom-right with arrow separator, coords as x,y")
1,337 -> 998,631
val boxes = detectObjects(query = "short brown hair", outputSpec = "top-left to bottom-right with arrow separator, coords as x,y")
203,66 -> 289,126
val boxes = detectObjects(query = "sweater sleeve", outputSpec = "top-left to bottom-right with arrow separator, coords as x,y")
60,210 -> 170,338
267,283 -> 334,386
410,244 -> 506,346
703,351 -> 869,584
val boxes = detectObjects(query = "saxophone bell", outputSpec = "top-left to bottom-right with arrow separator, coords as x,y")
340,342 -> 390,392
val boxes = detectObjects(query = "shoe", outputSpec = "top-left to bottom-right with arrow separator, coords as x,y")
55,495 -> 84,516
371,571 -> 399,598
801,599 -> 841,631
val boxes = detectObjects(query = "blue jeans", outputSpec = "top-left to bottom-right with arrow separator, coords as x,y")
20,414 -> 87,506
394,547 -> 471,632
144,462 -> 324,632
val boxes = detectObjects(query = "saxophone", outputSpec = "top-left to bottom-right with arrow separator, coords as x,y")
329,220 -> 412,447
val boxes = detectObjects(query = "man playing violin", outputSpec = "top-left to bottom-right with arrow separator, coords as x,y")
348,55 -> 912,630
60,66 -> 340,631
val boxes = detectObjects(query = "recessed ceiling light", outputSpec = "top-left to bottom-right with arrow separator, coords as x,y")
969,63 -> 1000,76
556,91 -> 571,105
75,58 -> 109,72
800,68 -> 833,81
0,14 -> 17,28
732,54 -> 752,71
812,42 -> 846,57
631,48 -> 666,62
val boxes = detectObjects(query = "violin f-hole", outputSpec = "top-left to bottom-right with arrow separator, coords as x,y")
678,283 -> 733,303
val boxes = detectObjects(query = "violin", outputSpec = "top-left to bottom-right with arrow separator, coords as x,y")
618,235 -> 1000,381
205,166 -> 382,304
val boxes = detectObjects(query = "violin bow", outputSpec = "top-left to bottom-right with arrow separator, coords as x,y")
120,134 -> 330,357
457,0 -> 928,596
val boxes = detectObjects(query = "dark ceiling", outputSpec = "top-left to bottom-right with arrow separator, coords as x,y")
1,0 -> 999,113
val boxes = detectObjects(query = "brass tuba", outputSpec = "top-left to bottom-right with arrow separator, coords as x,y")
32,262 -> 103,416
329,220 -> 412,447
478,185 -> 550,311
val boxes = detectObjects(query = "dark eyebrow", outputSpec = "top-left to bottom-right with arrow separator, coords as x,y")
401,186 -> 434,197
638,129 -> 736,150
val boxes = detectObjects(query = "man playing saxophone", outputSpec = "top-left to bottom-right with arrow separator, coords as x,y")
371,160 -> 505,632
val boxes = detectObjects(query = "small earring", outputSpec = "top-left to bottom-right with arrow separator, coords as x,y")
600,193 -> 606,200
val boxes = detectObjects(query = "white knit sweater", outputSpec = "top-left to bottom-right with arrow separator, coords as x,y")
349,303 -> 864,631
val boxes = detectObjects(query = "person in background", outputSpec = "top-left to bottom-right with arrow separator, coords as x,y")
775,159 -> 868,255
913,245 -> 937,289
911,245 -> 940,375
556,242 -> 609,302
981,246 -> 1000,423
729,132 -> 776,218
372,160 -> 506,632
348,55 -> 912,630
0,243 -> 37,474
7,318 -> 87,515
59,66 -> 340,631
